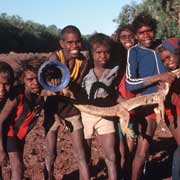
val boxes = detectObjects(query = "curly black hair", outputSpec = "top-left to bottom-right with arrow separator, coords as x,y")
0,61 -> 14,85
132,12 -> 157,33
60,25 -> 81,40
114,24 -> 134,42
89,33 -> 112,51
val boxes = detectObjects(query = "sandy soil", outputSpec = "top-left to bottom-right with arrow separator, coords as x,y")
0,53 -> 177,180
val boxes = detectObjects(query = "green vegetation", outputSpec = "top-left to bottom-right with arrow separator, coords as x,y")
0,13 -> 90,53
113,0 -> 180,39
1,1 -> 180,52
0,13 -> 60,53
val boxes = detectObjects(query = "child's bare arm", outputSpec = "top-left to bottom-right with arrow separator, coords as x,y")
48,52 -> 58,61
0,98 -> 17,165
76,60 -> 89,85
144,72 -> 176,86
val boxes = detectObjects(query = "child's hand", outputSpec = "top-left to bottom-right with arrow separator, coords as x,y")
46,78 -> 61,96
158,72 -> 176,84
60,88 -> 75,99
157,82 -> 166,91
0,149 -> 7,166
54,114 -> 73,133
54,114 -> 66,132
48,78 -> 61,87
116,96 -> 125,103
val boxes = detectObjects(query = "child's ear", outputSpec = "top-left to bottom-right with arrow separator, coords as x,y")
59,40 -> 64,49
20,71 -> 25,84
135,35 -> 138,40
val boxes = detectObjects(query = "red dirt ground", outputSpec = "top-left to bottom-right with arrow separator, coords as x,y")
0,53 -> 177,180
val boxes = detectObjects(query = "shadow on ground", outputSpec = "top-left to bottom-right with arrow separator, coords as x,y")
141,137 -> 177,180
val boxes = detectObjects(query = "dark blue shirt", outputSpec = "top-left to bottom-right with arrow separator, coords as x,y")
126,44 -> 167,94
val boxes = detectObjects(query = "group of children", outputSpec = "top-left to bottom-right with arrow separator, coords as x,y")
0,11 -> 179,180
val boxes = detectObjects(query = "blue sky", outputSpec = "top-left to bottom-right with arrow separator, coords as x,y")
0,0 -> 142,36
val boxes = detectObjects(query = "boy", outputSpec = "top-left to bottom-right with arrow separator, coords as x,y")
44,25 -> 90,180
125,12 -> 176,180
0,62 -> 14,179
81,33 -> 120,180
156,37 -> 180,180
0,61 -> 43,180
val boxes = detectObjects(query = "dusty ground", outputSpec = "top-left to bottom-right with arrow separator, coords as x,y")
0,53 -> 177,180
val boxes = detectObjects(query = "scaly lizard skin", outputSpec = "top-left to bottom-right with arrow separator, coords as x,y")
75,87 -> 168,138
75,68 -> 180,138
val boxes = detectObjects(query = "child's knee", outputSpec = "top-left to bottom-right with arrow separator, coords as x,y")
47,147 -> 56,155
45,153 -> 56,171
73,148 -> 87,163
75,152 -> 85,161
105,152 -> 116,163
134,152 -> 146,164
9,152 -> 23,170
11,164 -> 22,180
46,152 -> 56,163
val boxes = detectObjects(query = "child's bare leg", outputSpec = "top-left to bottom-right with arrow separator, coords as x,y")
127,137 -> 136,164
97,133 -> 117,180
168,116 -> 180,145
70,129 -> 90,180
119,137 -> 125,169
131,136 -> 149,180
167,116 -> 180,180
127,138 -> 136,154
122,137 -> 136,179
8,152 -> 23,180
45,130 -> 58,180
84,139 -> 92,165
131,120 -> 156,180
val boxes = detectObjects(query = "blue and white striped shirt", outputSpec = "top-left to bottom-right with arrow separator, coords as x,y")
126,44 -> 167,94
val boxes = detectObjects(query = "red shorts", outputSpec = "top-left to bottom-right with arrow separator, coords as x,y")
176,106 -> 180,116
146,105 -> 180,121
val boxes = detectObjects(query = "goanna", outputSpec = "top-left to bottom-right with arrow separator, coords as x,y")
75,68 -> 180,138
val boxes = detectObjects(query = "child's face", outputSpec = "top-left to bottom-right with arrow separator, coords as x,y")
159,50 -> 179,70
60,33 -> 82,59
92,45 -> 110,67
0,73 -> 11,101
23,70 -> 41,95
135,25 -> 154,48
119,29 -> 135,50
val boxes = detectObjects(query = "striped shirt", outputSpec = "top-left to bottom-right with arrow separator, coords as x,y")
7,92 -> 43,140
126,44 -> 167,94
